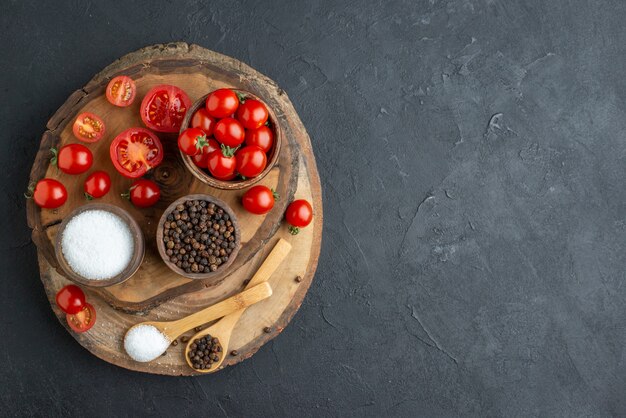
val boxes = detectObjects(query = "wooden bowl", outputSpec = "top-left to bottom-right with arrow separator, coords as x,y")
54,203 -> 145,288
156,194 -> 241,280
179,89 -> 282,190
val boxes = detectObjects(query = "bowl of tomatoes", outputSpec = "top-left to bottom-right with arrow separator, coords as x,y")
178,88 -> 281,190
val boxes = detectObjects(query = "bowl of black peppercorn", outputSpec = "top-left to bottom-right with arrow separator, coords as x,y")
156,194 -> 241,281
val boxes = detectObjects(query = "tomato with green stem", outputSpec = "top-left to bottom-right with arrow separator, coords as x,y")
285,199 -> 313,235
236,99 -> 268,130
214,117 -> 245,147
84,171 -> 111,199
192,138 -> 220,168
52,144 -> 93,175
245,125 -> 274,153
26,178 -> 67,209
208,145 -> 237,180
122,179 -> 161,208
205,88 -> 240,119
190,108 -> 216,136
178,128 -> 209,156
242,185 -> 279,215
236,145 -> 267,178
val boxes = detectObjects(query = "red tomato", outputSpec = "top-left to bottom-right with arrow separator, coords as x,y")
72,112 -> 106,143
124,179 -> 161,208
242,185 -> 279,215
285,199 -> 313,235
214,118 -> 245,147
208,147 -> 237,180
178,128 -> 209,156
245,126 -> 274,153
55,285 -> 86,315
29,179 -> 67,209
190,108 -> 216,136
53,144 -> 93,175
84,171 -> 111,199
140,85 -> 191,133
205,88 -> 239,119
106,76 -> 136,107
236,99 -> 268,130
236,146 -> 267,178
66,303 -> 96,333
110,128 -> 163,178
192,138 -> 220,168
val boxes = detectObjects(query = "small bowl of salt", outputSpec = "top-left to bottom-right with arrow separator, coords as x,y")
55,203 -> 145,287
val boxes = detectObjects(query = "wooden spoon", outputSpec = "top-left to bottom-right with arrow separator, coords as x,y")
124,282 -> 272,362
185,238 -> 292,373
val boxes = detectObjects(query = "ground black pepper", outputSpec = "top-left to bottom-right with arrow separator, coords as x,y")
187,335 -> 222,370
162,200 -> 236,274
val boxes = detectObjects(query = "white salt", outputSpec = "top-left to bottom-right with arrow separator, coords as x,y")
124,325 -> 171,362
61,210 -> 134,280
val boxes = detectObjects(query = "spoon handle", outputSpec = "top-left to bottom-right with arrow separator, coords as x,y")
245,239 -> 292,290
162,282 -> 272,340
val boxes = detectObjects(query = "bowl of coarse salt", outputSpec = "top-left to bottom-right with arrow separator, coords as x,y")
54,203 -> 145,287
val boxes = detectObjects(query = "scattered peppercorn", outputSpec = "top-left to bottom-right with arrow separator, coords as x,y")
162,200 -> 237,274
230,350 -> 238,356
295,275 -> 302,283
171,339 -> 179,346
263,326 -> 272,333
181,336 -> 190,343
194,326 -> 202,332
187,334 -> 222,370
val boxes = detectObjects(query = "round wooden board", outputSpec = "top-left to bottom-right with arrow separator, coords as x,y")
26,43 -> 322,375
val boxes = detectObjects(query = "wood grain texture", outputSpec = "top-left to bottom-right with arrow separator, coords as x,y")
27,43 -> 323,375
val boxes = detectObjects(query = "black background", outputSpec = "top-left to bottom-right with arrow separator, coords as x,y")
2,0 -> 626,416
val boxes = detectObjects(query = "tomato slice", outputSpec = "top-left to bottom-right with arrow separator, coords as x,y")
66,303 -> 96,333
110,128 -> 163,178
140,85 -> 191,133
72,112 -> 106,143
106,76 -> 136,107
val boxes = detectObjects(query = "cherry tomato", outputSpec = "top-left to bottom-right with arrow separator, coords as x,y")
285,199 -> 313,235
236,146 -> 267,178
72,112 -> 106,143
28,179 -> 67,209
123,179 -> 161,208
205,88 -> 239,119
208,146 -> 237,180
190,108 -> 216,136
245,125 -> 274,153
214,118 -> 245,147
140,85 -> 191,133
84,171 -> 111,199
106,76 -> 136,107
192,138 -> 220,168
110,128 -> 163,178
178,128 -> 209,156
55,285 -> 86,315
236,99 -> 268,130
66,303 -> 96,333
242,185 -> 279,215
52,144 -> 93,175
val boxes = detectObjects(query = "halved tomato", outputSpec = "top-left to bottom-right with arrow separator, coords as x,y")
110,128 -> 163,178
140,85 -> 191,133
106,76 -> 136,107
72,112 -> 106,143
66,303 -> 96,333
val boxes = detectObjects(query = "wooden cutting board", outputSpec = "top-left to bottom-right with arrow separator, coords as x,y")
26,43 -> 322,375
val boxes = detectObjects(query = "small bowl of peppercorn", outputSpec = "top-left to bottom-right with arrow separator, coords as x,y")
156,194 -> 241,282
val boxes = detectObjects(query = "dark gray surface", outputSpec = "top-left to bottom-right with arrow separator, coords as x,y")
1,0 -> 625,416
